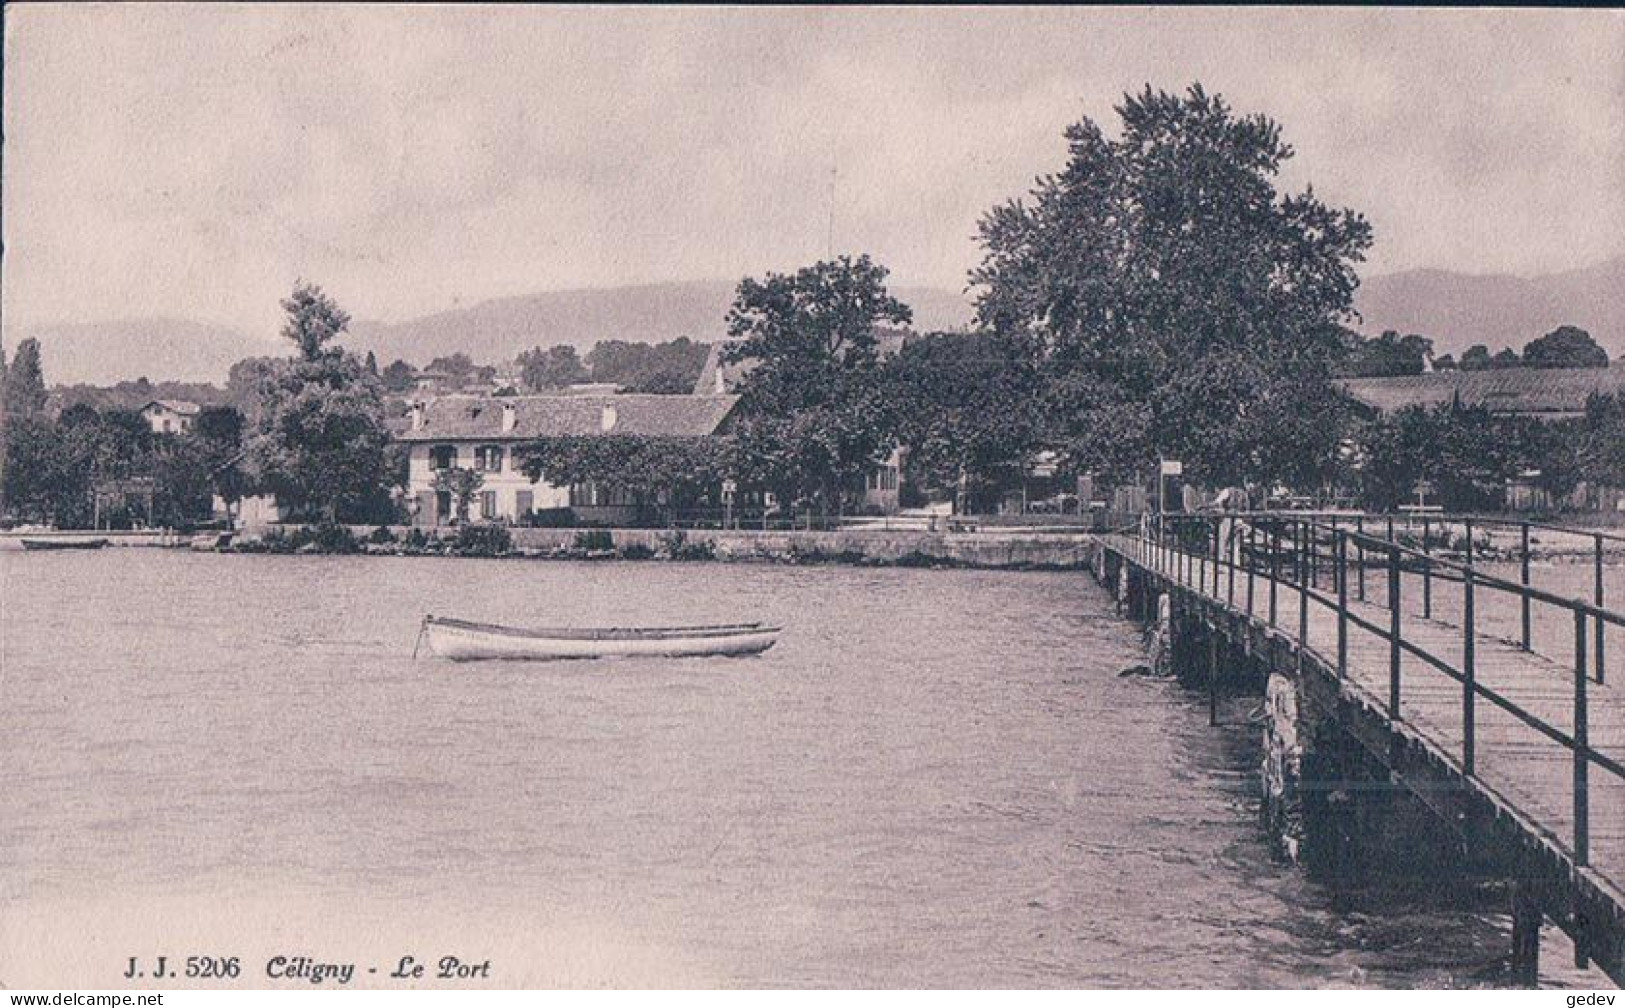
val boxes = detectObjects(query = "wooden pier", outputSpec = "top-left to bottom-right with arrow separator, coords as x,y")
1095,513 -> 1625,986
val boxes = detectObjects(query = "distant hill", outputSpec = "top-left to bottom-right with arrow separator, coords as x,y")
1355,255 -> 1625,360
11,318 -> 276,386
8,281 -> 973,387
346,280 -> 974,368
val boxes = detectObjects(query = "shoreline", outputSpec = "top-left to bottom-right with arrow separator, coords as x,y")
227,524 -> 1102,570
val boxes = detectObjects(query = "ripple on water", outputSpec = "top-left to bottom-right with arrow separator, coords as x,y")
0,551 -> 1613,987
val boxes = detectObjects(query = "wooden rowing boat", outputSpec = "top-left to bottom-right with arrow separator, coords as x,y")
20,537 -> 110,551
420,615 -> 781,662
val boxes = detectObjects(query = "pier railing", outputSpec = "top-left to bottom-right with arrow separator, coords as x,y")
1135,511 -> 1624,871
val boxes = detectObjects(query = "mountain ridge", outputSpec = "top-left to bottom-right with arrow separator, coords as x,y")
1354,254 -> 1624,359
10,258 -> 1621,386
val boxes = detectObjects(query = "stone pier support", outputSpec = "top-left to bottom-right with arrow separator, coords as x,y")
1261,671 -> 1308,861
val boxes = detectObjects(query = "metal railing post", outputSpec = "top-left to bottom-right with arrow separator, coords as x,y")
1269,521 -> 1279,628
1356,516 -> 1366,602
1298,526 -> 1310,657
1336,532 -> 1348,678
1247,522 -> 1256,618
1389,545 -> 1402,719
1158,514 -> 1165,574
1520,522 -> 1532,651
1295,520 -> 1305,591
1574,608 -> 1590,866
1227,519 -> 1236,608
1422,517 -> 1433,620
1463,571 -> 1476,774
1465,518 -> 1474,566
1213,518 -> 1222,598
1596,533 -> 1607,686
1309,520 -> 1319,590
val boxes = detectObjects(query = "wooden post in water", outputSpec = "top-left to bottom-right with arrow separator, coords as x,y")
1510,881 -> 1542,987
1208,628 -> 1219,727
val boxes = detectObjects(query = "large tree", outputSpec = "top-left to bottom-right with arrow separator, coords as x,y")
1577,393 -> 1625,490
1459,345 -> 1494,371
3,339 -> 48,421
517,344 -> 589,391
380,358 -> 418,393
585,337 -> 712,394
971,84 -> 1372,490
1343,330 -> 1433,377
878,331 -> 1046,510
246,283 -> 397,521
722,255 -> 912,511
1522,325 -> 1609,369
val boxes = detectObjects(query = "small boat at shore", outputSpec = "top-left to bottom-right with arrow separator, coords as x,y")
420,614 -> 780,662
20,537 -> 110,551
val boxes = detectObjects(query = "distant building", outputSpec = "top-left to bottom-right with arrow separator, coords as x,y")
1341,365 -> 1625,421
413,369 -> 457,393
141,399 -> 200,434
395,394 -> 740,526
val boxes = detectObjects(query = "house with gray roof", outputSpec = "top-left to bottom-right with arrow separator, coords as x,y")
1341,365 -> 1625,421
395,393 -> 739,526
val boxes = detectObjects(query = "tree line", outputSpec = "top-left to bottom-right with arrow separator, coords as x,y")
5,83 -> 1623,528
1343,324 -> 1612,378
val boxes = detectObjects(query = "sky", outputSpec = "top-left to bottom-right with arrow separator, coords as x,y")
4,5 -> 1623,336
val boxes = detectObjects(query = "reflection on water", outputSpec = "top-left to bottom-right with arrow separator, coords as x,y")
0,551 -> 1610,987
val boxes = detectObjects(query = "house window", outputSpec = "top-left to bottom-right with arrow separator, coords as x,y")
479,490 -> 498,520
474,445 -> 504,472
430,445 -> 457,470
570,482 -> 636,508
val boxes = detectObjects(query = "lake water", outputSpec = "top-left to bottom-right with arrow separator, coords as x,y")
0,550 -> 1609,988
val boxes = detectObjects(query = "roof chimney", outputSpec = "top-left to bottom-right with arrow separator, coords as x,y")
410,401 -> 426,431
502,401 -> 517,433
600,404 -> 618,432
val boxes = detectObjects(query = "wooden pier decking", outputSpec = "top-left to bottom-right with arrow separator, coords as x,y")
1097,517 -> 1625,984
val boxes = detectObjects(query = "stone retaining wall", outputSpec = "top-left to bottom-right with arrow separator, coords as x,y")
239,524 -> 1097,569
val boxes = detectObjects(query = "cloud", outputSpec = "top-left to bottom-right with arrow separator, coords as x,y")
3,5 -> 1621,336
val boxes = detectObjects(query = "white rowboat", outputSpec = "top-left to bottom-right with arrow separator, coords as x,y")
420,615 -> 781,662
